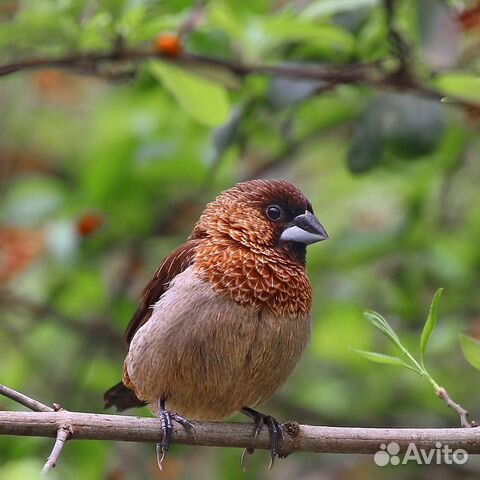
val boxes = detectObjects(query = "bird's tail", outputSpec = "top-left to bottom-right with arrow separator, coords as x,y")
103,381 -> 147,411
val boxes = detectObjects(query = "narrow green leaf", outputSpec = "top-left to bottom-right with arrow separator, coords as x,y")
351,349 -> 406,366
150,61 -> 230,127
459,333 -> 480,371
364,310 -> 402,348
420,288 -> 443,366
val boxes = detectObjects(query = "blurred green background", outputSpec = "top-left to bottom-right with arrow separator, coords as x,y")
1,0 -> 480,478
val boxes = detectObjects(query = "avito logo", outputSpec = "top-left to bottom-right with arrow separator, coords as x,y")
374,442 -> 468,466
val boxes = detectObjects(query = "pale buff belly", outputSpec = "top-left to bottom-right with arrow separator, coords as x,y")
125,266 -> 311,420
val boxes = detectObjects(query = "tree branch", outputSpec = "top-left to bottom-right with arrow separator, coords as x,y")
0,49 -> 479,113
1,411 -> 480,455
2,384 -> 479,474
0,384 -> 53,412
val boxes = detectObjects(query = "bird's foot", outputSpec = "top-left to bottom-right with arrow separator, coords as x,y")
156,400 -> 195,470
241,406 -> 284,470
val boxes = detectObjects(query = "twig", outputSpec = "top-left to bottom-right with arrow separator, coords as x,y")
0,384 -> 53,412
437,387 -> 477,428
1,411 -> 480,455
41,424 -> 73,475
0,385 -> 74,475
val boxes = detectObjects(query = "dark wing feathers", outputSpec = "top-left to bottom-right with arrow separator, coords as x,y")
103,381 -> 147,411
124,239 -> 200,345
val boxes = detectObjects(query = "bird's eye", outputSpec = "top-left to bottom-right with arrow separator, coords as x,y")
266,205 -> 283,221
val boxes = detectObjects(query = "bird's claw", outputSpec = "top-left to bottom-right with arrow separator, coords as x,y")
264,414 -> 284,469
155,402 -> 195,470
156,443 -> 166,471
241,407 -> 284,470
240,447 -> 254,471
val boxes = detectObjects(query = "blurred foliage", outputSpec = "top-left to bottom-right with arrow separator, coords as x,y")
1,0 -> 480,479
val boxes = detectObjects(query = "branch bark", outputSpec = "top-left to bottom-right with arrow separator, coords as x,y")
0,384 -> 53,413
41,424 -> 73,475
1,411 -> 480,455
438,387 -> 476,428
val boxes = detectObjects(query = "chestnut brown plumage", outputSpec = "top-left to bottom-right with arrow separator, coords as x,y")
104,179 -> 328,467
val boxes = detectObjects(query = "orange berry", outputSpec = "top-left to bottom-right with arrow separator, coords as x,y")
154,33 -> 182,57
76,213 -> 103,237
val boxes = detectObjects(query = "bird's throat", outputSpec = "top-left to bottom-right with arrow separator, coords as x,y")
194,240 -> 312,318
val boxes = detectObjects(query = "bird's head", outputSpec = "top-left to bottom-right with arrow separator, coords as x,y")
192,179 -> 328,264
191,179 -> 327,316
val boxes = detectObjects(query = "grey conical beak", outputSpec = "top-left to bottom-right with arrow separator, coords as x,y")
280,210 -> 328,245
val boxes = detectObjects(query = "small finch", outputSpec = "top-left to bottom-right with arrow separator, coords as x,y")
104,179 -> 328,467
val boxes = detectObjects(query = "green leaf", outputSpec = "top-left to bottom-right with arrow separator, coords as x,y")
351,349 -> 406,366
207,3 -> 245,42
150,61 -> 230,127
264,16 -> 355,56
459,334 -> 480,371
300,0 -> 378,18
364,310 -> 402,349
420,288 -> 443,366
435,73 -> 480,103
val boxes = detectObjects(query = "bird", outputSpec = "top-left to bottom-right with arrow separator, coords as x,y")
104,179 -> 328,468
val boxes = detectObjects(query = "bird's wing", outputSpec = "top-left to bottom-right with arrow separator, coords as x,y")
124,239 -> 201,345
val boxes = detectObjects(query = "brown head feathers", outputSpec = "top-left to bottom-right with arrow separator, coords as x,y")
191,179 -> 314,317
